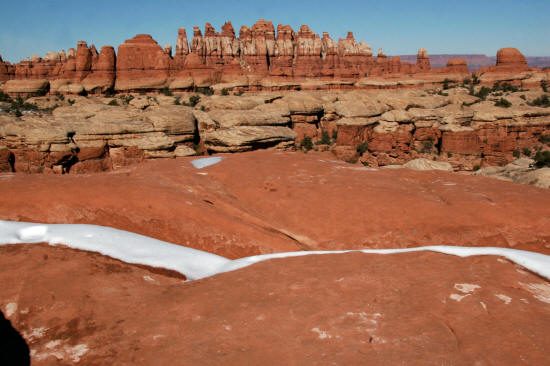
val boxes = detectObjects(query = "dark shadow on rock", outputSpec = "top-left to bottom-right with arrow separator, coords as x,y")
0,310 -> 30,366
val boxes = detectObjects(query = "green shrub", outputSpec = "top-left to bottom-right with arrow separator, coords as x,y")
541,80 -> 548,92
356,142 -> 369,156
67,98 -> 75,105
119,94 -> 134,104
104,88 -> 115,98
55,92 -> 65,101
14,109 -> 22,117
331,129 -> 338,141
174,97 -> 181,105
513,149 -> 521,158
300,136 -> 313,151
233,90 -> 245,96
473,165 -> 480,171
529,95 -> 550,108
534,151 -> 550,167
475,86 -> 491,100
194,86 -> 214,96
495,98 -> 512,108
539,135 -> 550,145
221,88 -> 230,96
108,99 -> 119,106
0,90 -> 11,102
319,129 -> 331,145
447,152 -> 453,158
520,94 -> 526,100
184,95 -> 201,107
462,77 -> 471,87
161,87 -> 173,96
443,78 -> 452,90
522,148 -> 531,157
437,90 -> 449,96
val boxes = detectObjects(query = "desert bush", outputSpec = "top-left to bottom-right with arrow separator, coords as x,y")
319,129 -> 331,145
233,90 -> 245,96
541,80 -> 548,92
194,86 -> 214,96
494,98 -> 512,108
356,142 -> 369,156
534,151 -> 550,168
473,165 -> 480,171
0,90 -> 11,102
475,86 -> 491,100
182,95 -> 201,107
161,87 -> 173,96
522,148 -> 531,157
539,135 -> 550,145
331,129 -> 338,141
528,95 -> 550,108
300,136 -> 313,151
221,88 -> 230,96
67,98 -> 75,105
108,99 -> 119,106
513,149 -> 521,158
174,97 -> 181,105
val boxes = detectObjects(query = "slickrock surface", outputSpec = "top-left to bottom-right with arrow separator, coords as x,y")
1,244 -> 549,365
1,150 -> 549,257
1,87 -> 549,174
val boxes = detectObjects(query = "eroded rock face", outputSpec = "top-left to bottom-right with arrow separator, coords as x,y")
1,243 -> 550,365
1,150 -> 550,255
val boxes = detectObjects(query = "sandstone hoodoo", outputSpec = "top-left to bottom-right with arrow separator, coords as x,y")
2,21 -> 548,95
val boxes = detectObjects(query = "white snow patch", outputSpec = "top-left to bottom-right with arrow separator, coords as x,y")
495,294 -> 512,304
0,220 -> 230,280
480,301 -> 487,311
519,282 -> 550,304
143,275 -> 156,283
223,325 -> 232,331
450,294 -> 470,302
454,283 -> 481,294
191,157 -> 223,169
312,327 -> 332,339
5,302 -> 17,317
2,220 -> 550,282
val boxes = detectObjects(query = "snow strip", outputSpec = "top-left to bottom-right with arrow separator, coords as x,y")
191,157 -> 223,169
1,220 -> 550,281
0,220 -> 229,280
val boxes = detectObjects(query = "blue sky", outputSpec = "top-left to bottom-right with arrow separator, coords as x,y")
0,0 -> 549,63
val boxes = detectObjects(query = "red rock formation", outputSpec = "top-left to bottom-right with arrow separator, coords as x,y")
115,34 -> 171,91
416,48 -> 430,70
445,58 -> 469,73
496,47 -> 528,69
2,21 -> 545,94
82,46 -> 116,92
